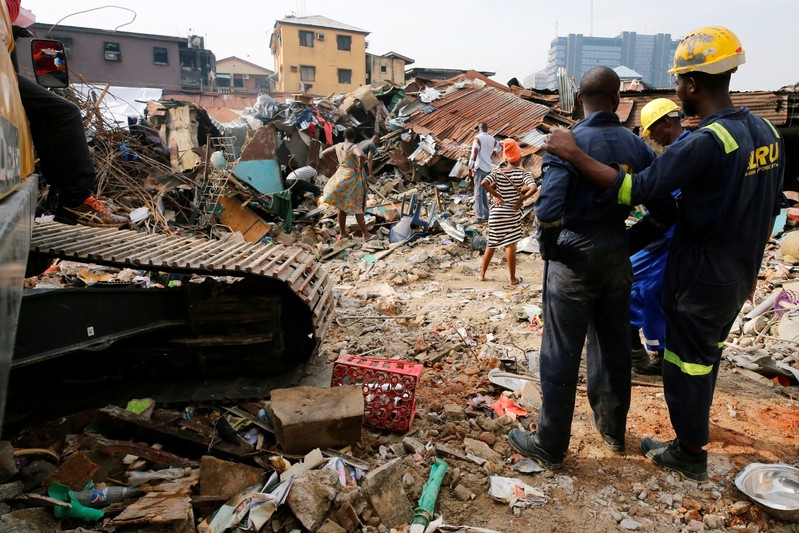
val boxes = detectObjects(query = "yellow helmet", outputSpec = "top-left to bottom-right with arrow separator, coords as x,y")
640,98 -> 680,134
668,26 -> 745,75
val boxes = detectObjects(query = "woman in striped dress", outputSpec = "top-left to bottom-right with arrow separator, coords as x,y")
478,139 -> 537,285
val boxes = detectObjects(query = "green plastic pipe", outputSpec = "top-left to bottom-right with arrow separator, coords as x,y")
409,458 -> 449,531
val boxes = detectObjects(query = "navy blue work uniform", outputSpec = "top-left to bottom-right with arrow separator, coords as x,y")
533,111 -> 674,460
607,108 -> 784,448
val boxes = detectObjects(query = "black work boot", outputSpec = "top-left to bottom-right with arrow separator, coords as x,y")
591,413 -> 625,453
634,351 -> 664,376
507,429 -> 563,470
640,438 -> 708,482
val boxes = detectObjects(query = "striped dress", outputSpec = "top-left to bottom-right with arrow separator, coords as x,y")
483,167 -> 534,248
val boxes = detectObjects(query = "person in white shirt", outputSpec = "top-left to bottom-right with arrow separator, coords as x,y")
468,122 -> 498,223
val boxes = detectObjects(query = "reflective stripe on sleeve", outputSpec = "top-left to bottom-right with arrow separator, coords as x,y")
664,349 -> 714,376
703,123 -> 739,154
763,118 -> 781,139
618,173 -> 633,205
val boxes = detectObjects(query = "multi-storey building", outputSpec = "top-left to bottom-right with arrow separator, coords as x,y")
270,15 -> 369,95
544,32 -> 679,90
215,56 -> 274,94
20,23 -> 215,92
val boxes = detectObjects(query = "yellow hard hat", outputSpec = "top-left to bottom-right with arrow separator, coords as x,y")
668,26 -> 745,75
640,98 -> 680,134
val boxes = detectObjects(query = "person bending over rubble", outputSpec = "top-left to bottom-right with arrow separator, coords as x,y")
8,0 -> 128,228
320,127 -> 375,241
477,138 -> 536,285
508,66 -> 676,471
285,164 -> 321,208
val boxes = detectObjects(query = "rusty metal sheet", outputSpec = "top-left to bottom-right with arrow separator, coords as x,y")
406,86 -> 552,163
616,98 -> 634,122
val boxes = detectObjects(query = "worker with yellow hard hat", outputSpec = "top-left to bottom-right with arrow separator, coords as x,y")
629,97 -> 691,378
542,26 -> 784,482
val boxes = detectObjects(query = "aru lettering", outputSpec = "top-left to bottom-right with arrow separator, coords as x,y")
746,142 -> 779,176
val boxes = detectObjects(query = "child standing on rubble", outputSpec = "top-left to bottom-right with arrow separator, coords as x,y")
477,139 -> 536,285
320,127 -> 375,241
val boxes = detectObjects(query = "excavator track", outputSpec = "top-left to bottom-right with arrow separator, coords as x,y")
29,220 -> 335,348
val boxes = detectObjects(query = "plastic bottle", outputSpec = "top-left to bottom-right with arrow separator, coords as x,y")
73,486 -> 142,507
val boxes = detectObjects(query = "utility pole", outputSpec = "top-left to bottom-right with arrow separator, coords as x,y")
589,0 -> 594,36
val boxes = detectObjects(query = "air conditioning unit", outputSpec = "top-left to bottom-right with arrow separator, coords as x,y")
243,74 -> 250,79
104,51 -> 120,61
316,33 -> 325,40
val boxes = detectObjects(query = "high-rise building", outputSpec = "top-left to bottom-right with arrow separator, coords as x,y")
544,32 -> 679,90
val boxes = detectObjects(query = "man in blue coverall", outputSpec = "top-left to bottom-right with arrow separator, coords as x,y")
507,66 -> 677,469
543,26 -> 784,482
629,98 -> 690,375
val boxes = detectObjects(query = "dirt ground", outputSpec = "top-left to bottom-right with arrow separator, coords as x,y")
320,228 -> 799,532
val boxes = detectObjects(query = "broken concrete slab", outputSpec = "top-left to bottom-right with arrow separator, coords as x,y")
362,457 -> 414,528
43,451 -> 98,491
286,468 -> 340,532
463,437 -> 503,465
0,507 -> 60,533
199,456 -> 264,500
0,442 -> 18,484
268,386 -> 364,454
0,481 -> 24,500
317,519 -> 348,533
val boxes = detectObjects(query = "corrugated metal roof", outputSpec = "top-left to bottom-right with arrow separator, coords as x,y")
161,93 -> 259,110
408,86 -> 551,155
275,15 -> 369,35
616,98 -> 634,122
611,91 -> 796,129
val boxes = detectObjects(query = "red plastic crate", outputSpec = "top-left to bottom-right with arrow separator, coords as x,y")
331,355 -> 423,432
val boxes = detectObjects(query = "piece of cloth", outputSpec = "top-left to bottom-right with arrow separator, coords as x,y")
482,167 -> 534,248
269,189 -> 294,232
469,132 -> 497,172
321,143 -> 366,215
286,166 -> 317,184
629,232 -> 671,351
7,0 -> 20,22
607,107 -> 785,448
18,75 -> 96,206
502,138 -> 522,163
473,168 -> 490,221
533,110 -> 662,458
289,179 -> 321,208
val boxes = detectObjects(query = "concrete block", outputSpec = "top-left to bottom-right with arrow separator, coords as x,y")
0,481 -> 23,501
268,386 -> 363,454
286,468 -> 340,531
199,456 -> 264,500
317,519 -> 348,533
0,507 -> 60,532
362,457 -> 414,527
0,442 -> 17,484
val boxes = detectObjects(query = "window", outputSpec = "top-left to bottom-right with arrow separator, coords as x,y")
104,42 -> 121,61
299,30 -> 314,47
153,46 -> 168,65
300,65 -> 315,82
290,65 -> 298,73
233,74 -> 244,88
380,65 -> 387,73
336,35 -> 351,51
52,36 -> 73,58
338,68 -> 352,84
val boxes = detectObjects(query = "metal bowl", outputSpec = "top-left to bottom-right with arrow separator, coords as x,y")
735,463 -> 799,522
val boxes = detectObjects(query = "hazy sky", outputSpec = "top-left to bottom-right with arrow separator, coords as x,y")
21,0 -> 799,91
